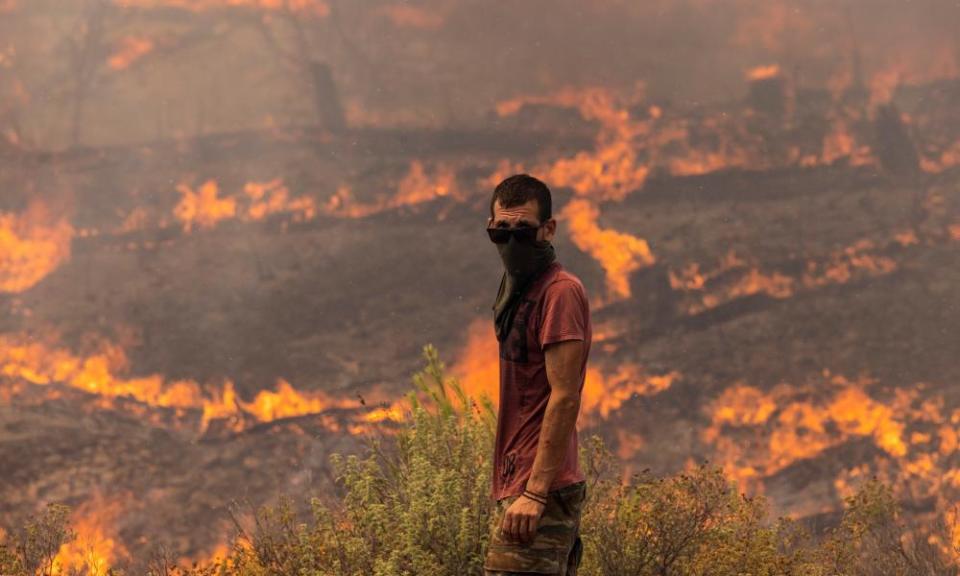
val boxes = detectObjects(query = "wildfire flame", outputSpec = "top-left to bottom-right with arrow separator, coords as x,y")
746,64 -> 780,81
450,317 -> 499,406
52,494 -> 128,576
179,540 -> 235,570
450,317 -> 677,426
920,141 -> 960,174
0,333 -> 400,434
704,371 -> 960,517
802,239 -> 897,287
498,86 -> 651,202
0,203 -> 74,293
324,160 -> 459,218
671,236 -> 905,316
561,199 -> 655,301
107,36 -> 154,71
243,178 -> 317,221
494,89 -> 662,299
115,0 -> 330,16
496,85 -> 763,198
582,364 -> 678,426
174,179 -> 315,232
174,180 -> 236,232
376,4 -> 445,30
494,67 -> 960,197
820,118 -> 875,167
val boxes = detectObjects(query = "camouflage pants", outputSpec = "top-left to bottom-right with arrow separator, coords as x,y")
483,481 -> 586,576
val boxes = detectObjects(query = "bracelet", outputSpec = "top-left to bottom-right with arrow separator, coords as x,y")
524,486 -> 548,500
522,491 -> 547,505
522,489 -> 548,505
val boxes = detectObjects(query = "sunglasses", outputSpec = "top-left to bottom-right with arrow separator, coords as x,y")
486,224 -> 543,244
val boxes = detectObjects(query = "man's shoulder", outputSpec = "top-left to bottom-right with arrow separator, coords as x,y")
543,264 -> 588,300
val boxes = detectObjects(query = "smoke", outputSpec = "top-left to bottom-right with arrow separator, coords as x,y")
1,0 -> 957,148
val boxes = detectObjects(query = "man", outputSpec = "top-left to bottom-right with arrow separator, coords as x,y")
483,174 -> 591,576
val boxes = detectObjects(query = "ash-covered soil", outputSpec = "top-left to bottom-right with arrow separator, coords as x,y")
1,121 -> 958,561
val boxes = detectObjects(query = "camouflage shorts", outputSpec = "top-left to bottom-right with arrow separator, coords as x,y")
483,481 -> 586,576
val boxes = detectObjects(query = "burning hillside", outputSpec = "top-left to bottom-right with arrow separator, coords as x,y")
1,0 -> 959,571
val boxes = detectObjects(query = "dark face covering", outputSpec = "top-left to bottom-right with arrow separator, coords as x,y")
492,233 -> 556,342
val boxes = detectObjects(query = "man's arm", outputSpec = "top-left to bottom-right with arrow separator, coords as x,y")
501,338 -> 584,544
525,339 -> 585,496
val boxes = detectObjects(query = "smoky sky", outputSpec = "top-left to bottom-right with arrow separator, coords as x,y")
1,0 -> 957,148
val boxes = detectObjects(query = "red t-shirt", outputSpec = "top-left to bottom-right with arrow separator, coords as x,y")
491,262 -> 591,502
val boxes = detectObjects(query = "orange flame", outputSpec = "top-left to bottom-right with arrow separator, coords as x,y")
240,378 -> 358,422
108,36 -> 154,70
821,118 -> 875,166
561,198 -> 655,301
324,161 -> 459,218
174,179 -> 315,232
394,160 -> 457,206
746,64 -> 781,81
376,4 -> 444,30
243,179 -> 316,221
497,86 -> 651,202
115,0 -> 329,16
582,364 -> 678,425
174,180 -> 237,232
450,317 -> 499,406
495,85 -> 765,198
179,540 -> 234,570
0,203 -> 74,293
493,77 -> 957,201
0,333 -> 400,434
53,495 -> 128,576
702,372 -> 953,499
802,239 -> 897,287
921,141 -> 960,174
450,317 -> 675,425
698,267 -> 794,311
673,237 -> 903,315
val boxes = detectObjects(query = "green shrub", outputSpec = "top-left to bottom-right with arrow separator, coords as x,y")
213,345 -> 957,576
0,503 -> 75,576
578,456 -> 780,576
5,345 -> 959,575
225,344 -> 497,576
816,480 -> 958,576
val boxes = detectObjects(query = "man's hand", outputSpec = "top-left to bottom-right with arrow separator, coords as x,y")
501,494 -> 547,544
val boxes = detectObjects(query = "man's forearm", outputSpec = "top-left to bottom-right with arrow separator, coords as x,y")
525,392 -> 580,495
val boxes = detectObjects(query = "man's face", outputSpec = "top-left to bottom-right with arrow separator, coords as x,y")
488,199 -> 556,242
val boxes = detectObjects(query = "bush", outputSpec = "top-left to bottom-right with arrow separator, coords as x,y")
578,448 -> 782,576
0,503 -> 75,576
212,345 -> 958,576
4,345 -> 958,575
224,344 -> 497,576
815,480 -> 958,576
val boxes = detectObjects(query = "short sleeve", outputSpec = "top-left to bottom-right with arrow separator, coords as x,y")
539,279 -> 589,348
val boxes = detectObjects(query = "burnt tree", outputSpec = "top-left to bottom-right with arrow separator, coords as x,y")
254,2 -> 346,133
65,0 -> 112,148
874,104 -> 920,179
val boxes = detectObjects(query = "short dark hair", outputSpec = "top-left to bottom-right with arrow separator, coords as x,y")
490,174 -> 552,223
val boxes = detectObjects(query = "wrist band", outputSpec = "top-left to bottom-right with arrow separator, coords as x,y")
522,489 -> 548,505
524,486 -> 548,499
522,492 -> 547,505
